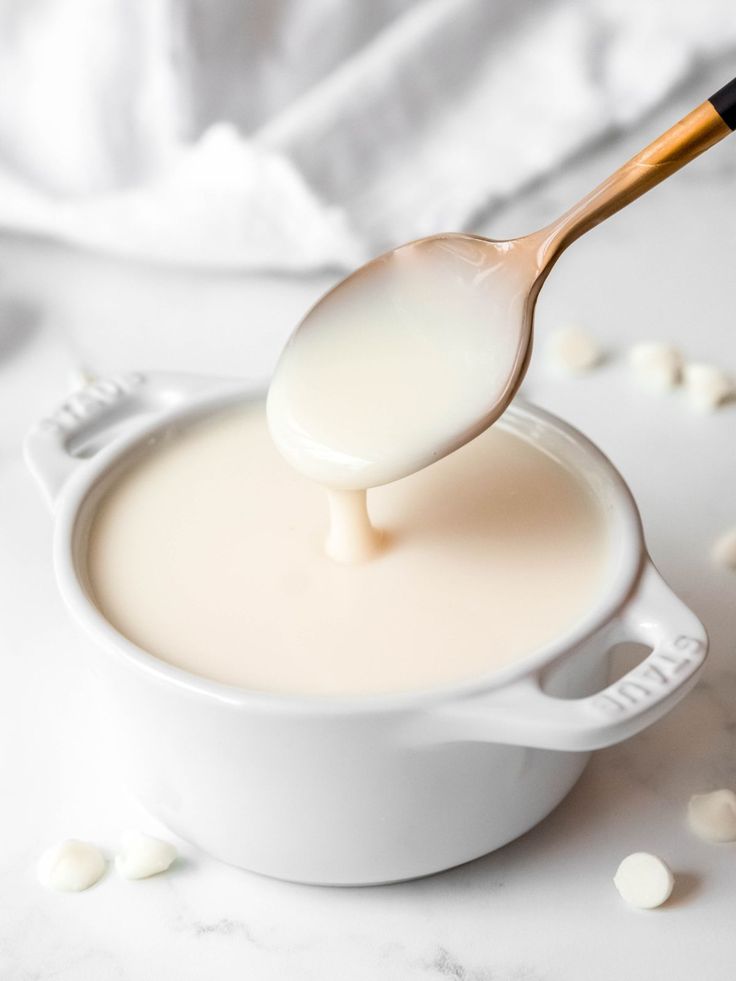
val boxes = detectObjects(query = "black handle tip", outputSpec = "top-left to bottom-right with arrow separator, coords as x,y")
709,77 -> 736,130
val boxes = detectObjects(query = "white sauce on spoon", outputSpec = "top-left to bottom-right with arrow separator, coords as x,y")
267,235 -> 536,491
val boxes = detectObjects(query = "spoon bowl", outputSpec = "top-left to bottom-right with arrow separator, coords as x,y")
267,232 -> 541,488
268,79 -> 736,490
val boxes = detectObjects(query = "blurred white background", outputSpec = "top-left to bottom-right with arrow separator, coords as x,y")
0,0 -> 735,269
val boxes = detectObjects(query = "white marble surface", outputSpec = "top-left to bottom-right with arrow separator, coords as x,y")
2,66 -> 736,980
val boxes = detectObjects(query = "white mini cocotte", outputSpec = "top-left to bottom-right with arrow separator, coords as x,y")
23,373 -> 708,884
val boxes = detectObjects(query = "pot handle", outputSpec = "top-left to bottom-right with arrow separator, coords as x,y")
24,372 -> 236,511
429,562 -> 707,752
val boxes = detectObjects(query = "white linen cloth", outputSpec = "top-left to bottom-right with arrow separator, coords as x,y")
0,0 -> 734,271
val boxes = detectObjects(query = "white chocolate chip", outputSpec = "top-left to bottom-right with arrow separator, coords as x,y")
547,326 -> 602,374
688,789 -> 736,842
711,528 -> 736,570
613,852 -> 674,909
66,366 -> 96,393
115,831 -> 177,880
629,343 -> 683,392
683,363 -> 734,411
37,839 -> 106,892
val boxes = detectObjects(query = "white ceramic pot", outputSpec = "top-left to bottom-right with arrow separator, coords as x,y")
25,373 -> 708,885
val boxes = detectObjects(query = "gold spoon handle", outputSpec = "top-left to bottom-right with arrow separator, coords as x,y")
534,77 -> 736,274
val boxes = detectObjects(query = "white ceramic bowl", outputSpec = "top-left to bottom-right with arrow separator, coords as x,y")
25,373 -> 708,885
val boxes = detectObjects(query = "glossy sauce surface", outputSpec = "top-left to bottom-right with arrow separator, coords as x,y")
267,236 -> 537,489
87,403 -> 610,696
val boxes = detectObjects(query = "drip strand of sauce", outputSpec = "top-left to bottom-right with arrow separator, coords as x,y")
324,488 -> 383,563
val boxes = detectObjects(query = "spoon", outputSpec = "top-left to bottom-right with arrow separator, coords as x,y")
268,77 -> 736,491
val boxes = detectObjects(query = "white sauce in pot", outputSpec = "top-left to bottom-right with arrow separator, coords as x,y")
86,403 -> 610,696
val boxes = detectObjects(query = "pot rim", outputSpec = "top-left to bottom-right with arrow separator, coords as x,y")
52,382 -> 645,717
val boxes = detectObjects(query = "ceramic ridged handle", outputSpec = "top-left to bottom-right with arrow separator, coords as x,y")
428,562 -> 708,752
534,76 -> 736,272
24,372 -> 238,510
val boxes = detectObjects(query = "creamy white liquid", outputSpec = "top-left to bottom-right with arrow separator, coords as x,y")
87,403 -> 610,696
324,488 -> 383,563
267,235 -> 537,489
